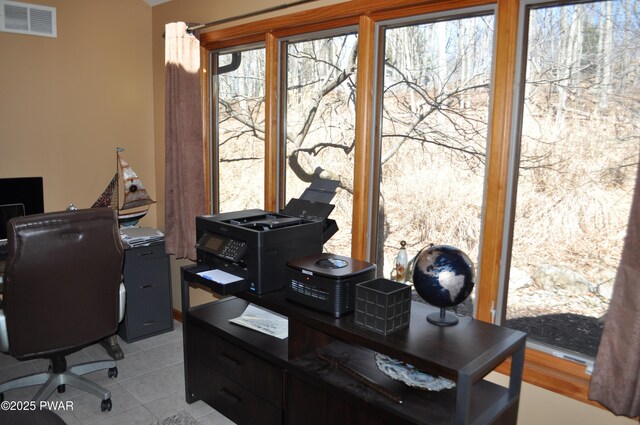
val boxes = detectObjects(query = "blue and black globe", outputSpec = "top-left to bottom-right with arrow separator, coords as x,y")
412,245 -> 475,325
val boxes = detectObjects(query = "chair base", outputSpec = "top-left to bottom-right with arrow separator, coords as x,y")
0,359 -> 116,402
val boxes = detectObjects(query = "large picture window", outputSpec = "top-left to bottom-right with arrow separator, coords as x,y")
213,46 -> 266,213
377,13 -> 495,307
283,31 -> 358,256
504,0 -> 640,361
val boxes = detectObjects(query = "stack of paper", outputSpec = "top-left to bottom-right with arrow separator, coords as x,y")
120,227 -> 165,247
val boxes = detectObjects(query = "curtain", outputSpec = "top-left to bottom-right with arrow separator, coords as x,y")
164,22 -> 206,260
589,155 -> 640,417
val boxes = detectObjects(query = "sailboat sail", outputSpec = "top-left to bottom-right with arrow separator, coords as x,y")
92,173 -> 118,209
92,149 -> 155,226
119,156 -> 155,210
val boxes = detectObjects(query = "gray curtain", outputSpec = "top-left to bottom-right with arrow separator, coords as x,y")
589,154 -> 640,417
164,22 -> 206,260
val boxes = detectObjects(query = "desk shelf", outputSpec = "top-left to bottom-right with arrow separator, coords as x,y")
289,340 -> 513,425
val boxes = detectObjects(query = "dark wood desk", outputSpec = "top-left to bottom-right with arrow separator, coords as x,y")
181,272 -> 526,425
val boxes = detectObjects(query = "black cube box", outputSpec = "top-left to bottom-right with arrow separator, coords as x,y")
355,278 -> 411,335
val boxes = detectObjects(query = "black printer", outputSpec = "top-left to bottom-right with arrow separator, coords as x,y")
194,209 -> 325,294
188,178 -> 340,295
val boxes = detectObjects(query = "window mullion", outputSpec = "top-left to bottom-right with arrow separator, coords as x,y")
475,0 -> 520,324
352,15 -> 378,262
264,33 -> 279,212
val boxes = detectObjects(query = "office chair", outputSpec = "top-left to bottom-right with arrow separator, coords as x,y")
0,208 -> 126,412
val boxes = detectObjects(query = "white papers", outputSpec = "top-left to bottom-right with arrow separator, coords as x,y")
196,269 -> 243,285
229,304 -> 288,339
120,227 -> 165,247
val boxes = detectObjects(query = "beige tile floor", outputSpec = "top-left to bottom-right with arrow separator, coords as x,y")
0,321 -> 235,425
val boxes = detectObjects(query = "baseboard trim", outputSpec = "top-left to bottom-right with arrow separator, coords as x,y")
173,309 -> 182,323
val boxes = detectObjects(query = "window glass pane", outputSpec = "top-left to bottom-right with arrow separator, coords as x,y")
217,48 -> 265,212
379,15 -> 495,314
285,33 -> 358,256
507,1 -> 640,359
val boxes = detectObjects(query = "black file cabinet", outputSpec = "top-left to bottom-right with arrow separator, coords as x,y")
118,241 -> 173,342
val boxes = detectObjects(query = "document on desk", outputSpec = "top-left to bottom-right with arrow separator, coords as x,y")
196,269 -> 243,284
229,304 -> 288,339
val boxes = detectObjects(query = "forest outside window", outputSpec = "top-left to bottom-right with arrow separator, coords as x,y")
375,10 -> 496,312
212,46 -> 266,213
502,0 -> 640,364
282,30 -> 358,257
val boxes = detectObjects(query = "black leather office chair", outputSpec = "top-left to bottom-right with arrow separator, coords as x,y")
0,208 -> 125,412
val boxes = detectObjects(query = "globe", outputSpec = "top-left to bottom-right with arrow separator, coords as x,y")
412,244 -> 475,326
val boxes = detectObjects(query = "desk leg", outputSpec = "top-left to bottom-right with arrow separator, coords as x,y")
181,267 -> 196,403
509,342 -> 525,400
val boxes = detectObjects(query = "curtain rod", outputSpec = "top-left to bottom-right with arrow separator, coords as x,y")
187,0 -> 320,34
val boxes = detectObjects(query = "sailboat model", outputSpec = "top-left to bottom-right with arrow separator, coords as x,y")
92,148 -> 156,227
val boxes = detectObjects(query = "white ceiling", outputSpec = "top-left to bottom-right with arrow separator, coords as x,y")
144,0 -> 172,6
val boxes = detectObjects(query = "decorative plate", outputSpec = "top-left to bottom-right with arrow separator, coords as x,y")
374,353 -> 456,391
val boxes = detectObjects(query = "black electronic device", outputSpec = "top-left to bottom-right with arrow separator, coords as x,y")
193,209 -> 324,294
0,177 -> 44,217
0,177 -> 44,259
286,253 -> 376,317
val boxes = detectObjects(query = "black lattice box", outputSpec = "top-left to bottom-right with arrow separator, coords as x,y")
355,278 -> 411,335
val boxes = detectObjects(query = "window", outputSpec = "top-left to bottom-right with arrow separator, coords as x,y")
503,0 -> 640,361
283,31 -> 358,256
376,12 -> 495,310
213,46 -> 266,213
201,0 -> 638,403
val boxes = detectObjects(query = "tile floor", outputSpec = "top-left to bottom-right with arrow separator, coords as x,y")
0,321 -> 235,425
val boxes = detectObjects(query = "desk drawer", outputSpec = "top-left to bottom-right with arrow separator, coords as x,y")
125,244 -> 167,263
124,256 -> 170,301
119,294 -> 173,342
189,358 -> 282,425
187,323 -> 283,408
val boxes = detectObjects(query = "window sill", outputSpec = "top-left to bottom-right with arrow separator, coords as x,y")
497,346 -> 603,409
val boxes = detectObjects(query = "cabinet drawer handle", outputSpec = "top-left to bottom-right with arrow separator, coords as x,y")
219,388 -> 241,404
217,352 -> 240,368
137,251 -> 155,257
143,320 -> 158,326
141,283 -> 156,289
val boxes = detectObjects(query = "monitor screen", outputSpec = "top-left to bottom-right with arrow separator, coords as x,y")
0,204 -> 25,240
0,177 -> 44,239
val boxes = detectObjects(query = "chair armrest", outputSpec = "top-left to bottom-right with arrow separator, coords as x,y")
119,282 -> 126,323
0,309 -> 8,353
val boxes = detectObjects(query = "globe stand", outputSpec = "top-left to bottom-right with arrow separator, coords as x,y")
427,308 -> 458,327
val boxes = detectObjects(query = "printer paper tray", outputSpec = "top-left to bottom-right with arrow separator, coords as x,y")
182,264 -> 250,296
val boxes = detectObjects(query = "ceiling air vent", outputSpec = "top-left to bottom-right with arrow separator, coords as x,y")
0,0 -> 56,37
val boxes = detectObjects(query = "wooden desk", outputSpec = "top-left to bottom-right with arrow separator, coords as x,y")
181,271 -> 526,425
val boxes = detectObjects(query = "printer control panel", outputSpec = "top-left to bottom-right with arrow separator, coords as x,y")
197,232 -> 247,263
218,239 -> 247,262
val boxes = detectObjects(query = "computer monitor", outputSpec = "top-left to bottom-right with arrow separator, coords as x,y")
0,177 -> 45,240
0,204 -> 26,240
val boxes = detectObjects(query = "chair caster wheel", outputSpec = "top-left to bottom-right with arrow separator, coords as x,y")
57,384 -> 66,393
101,398 -> 112,412
108,367 -> 118,378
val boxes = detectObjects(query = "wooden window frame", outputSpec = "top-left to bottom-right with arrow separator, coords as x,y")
201,0 -> 603,408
